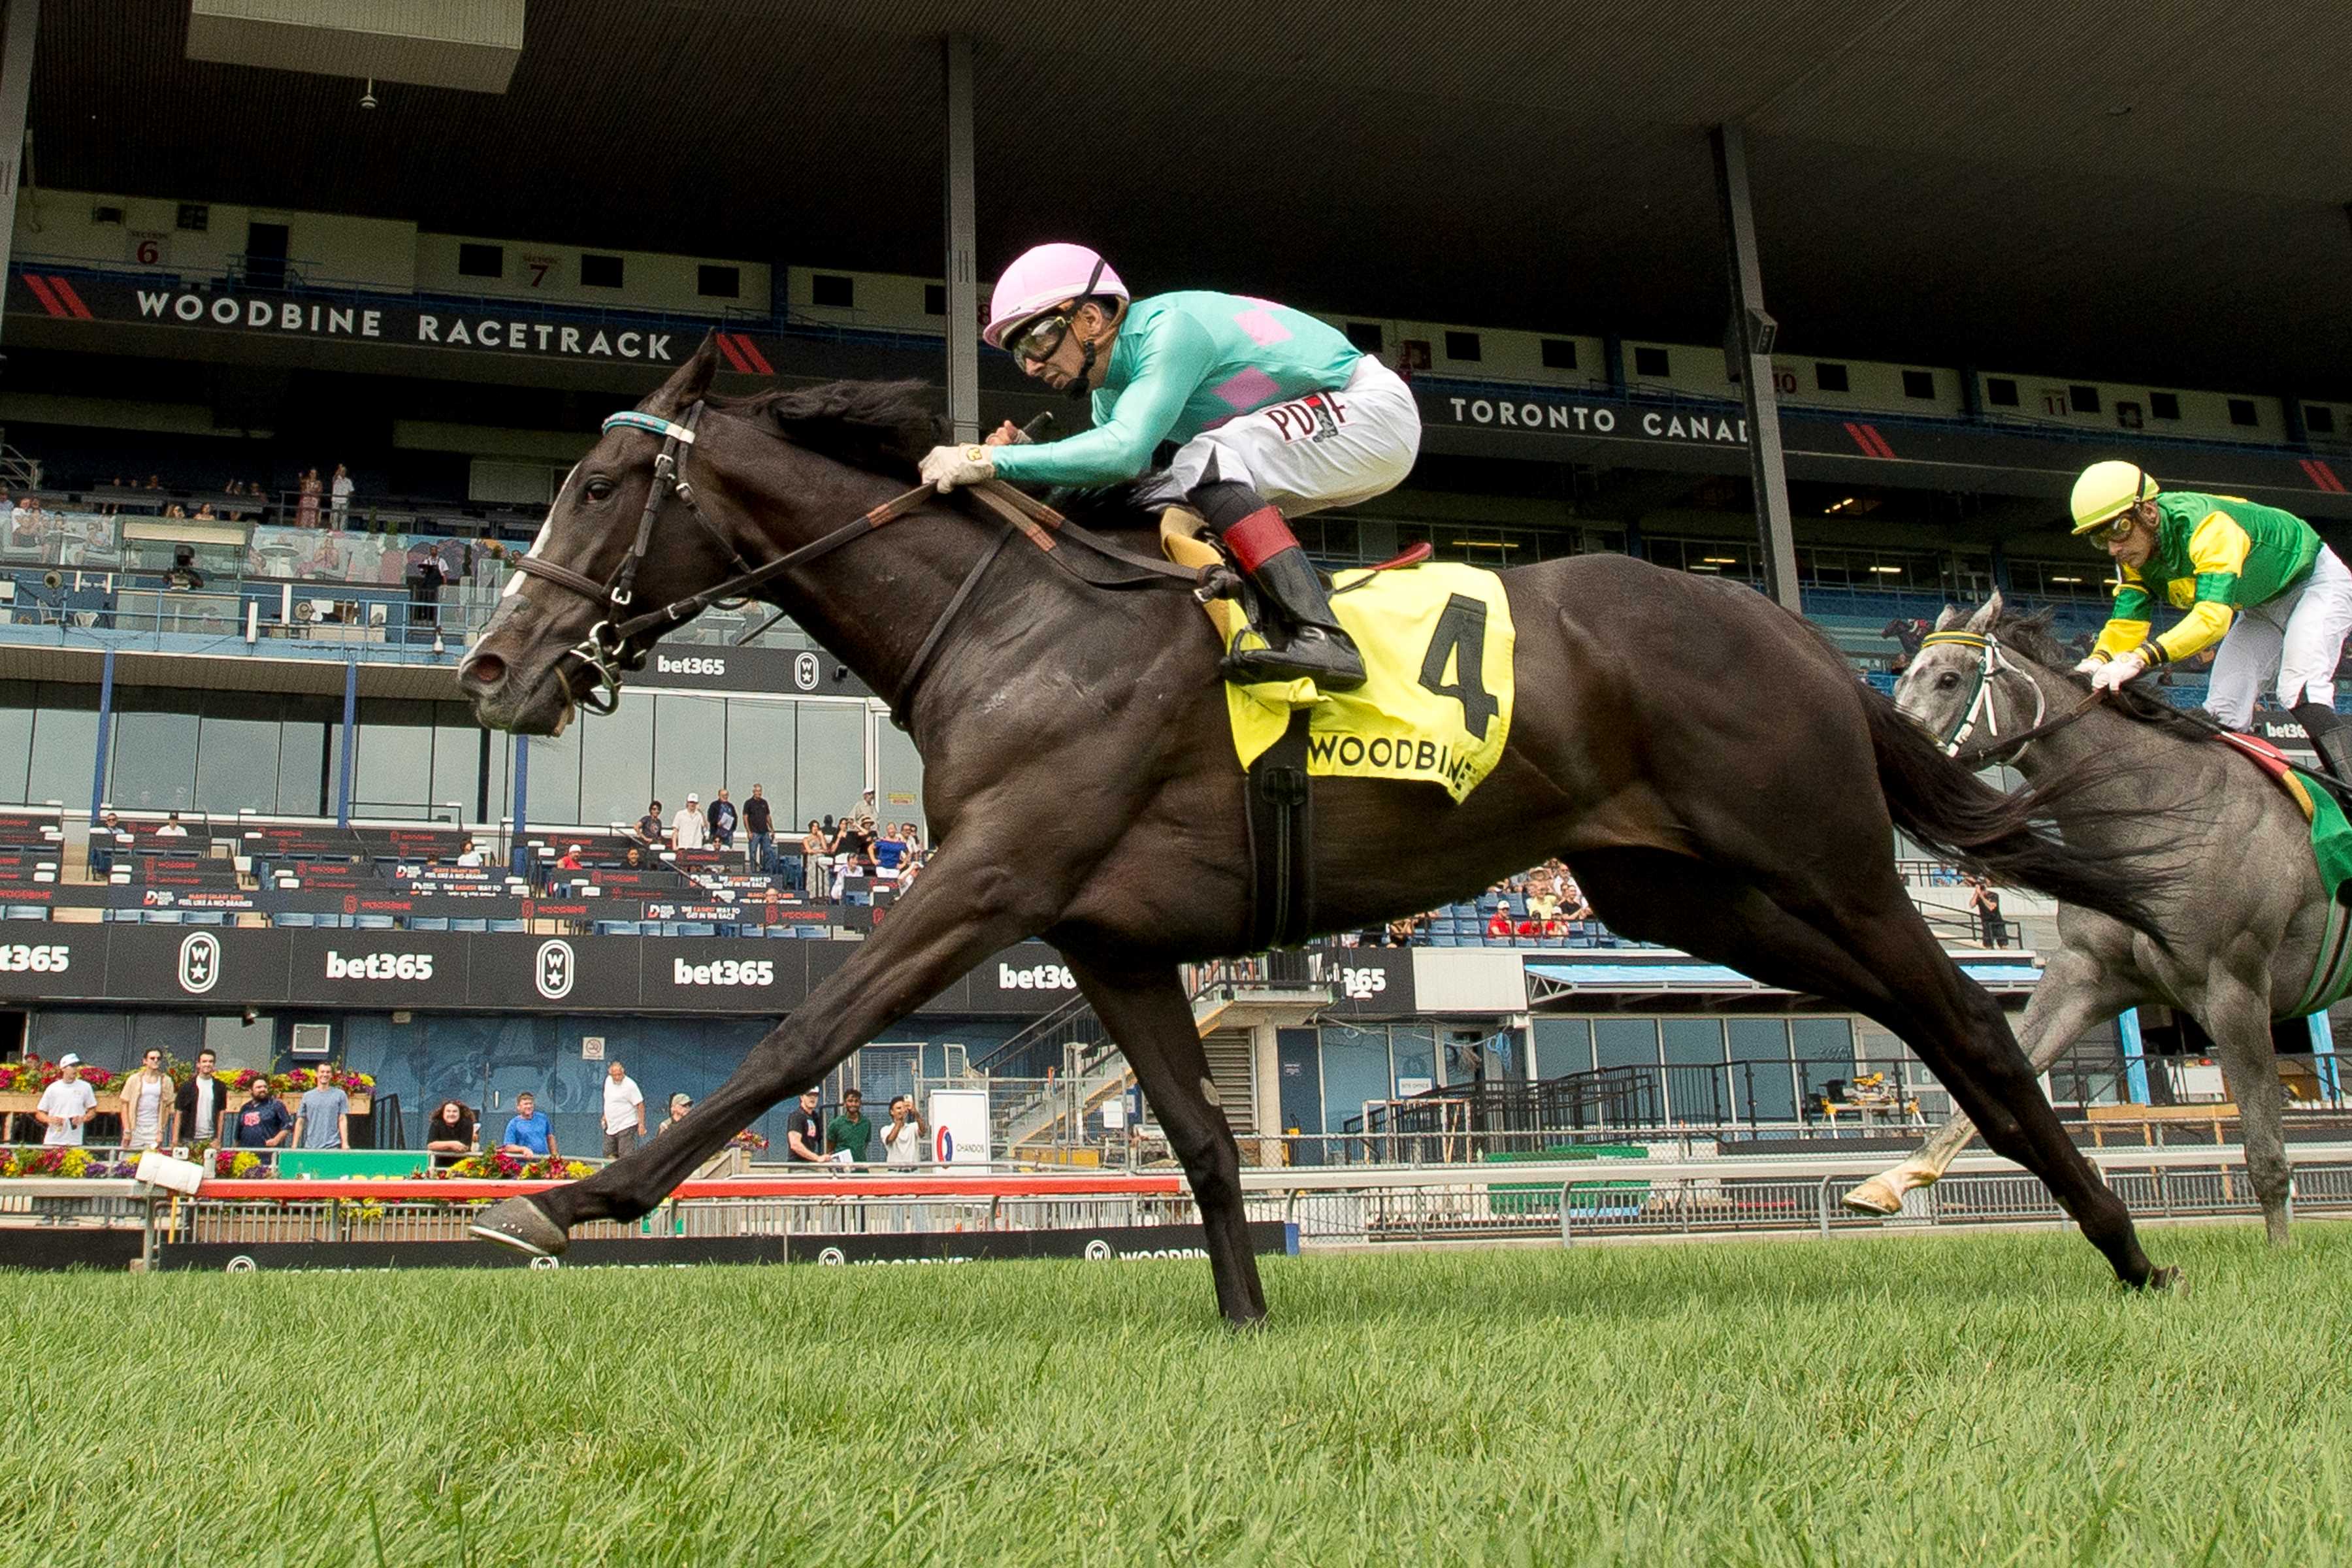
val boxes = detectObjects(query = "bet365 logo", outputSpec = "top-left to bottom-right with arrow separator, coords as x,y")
1339,966 -> 1387,1000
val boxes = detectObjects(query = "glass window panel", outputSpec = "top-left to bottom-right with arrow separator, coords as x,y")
874,719 -> 924,840
277,702 -> 334,819
1318,1023 -> 1392,1135
578,696 -> 655,828
0,679 -> 35,803
483,724 -> 510,830
195,692 -> 284,816
1593,1017 -> 1659,1069
794,702 -> 866,824
1793,1017 -> 1858,1104
1661,1018 -> 1725,1065
724,700 -> 797,826
351,698 -> 436,819
1532,1018 -> 1592,1079
431,703 -> 485,825
1727,1019 -> 1795,1121
29,683 -> 101,809
109,691 -> 199,813
519,727 -> 583,829
1388,1025 -> 1435,1094
651,694 -> 728,815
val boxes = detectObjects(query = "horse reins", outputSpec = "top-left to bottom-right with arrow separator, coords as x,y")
510,400 -> 1194,719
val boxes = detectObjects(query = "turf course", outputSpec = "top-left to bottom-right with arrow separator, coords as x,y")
7,1224 -> 2347,1565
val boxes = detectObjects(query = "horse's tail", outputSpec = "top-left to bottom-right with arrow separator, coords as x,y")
1861,683 -> 2170,942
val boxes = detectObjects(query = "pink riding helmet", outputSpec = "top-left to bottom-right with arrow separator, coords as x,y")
982,243 -> 1129,351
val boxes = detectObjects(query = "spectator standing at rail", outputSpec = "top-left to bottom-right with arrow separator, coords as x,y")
657,1093 -> 692,1134
118,1047 -> 172,1152
826,1089 -> 874,1164
743,784 -> 774,874
672,794 -> 708,851
35,1054 -> 98,1146
330,463 -> 354,521
498,1092 -> 556,1158
231,1079 -> 293,1152
785,1088 -> 826,1163
296,468 -> 323,528
295,1068 -> 351,1151
882,1095 -> 924,1166
707,788 -> 737,850
1967,877 -> 2009,949
424,1100 -> 478,1165
801,819 -> 832,898
633,800 -> 664,848
172,1047 -> 230,1147
602,1060 -> 645,1158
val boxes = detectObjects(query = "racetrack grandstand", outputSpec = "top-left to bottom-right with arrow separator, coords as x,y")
1,3 -> 2346,1189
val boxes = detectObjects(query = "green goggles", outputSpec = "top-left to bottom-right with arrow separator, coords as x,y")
1004,311 -> 1072,366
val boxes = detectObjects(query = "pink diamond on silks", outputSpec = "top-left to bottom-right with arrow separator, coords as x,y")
1213,367 -> 1283,410
1232,306 -> 1292,347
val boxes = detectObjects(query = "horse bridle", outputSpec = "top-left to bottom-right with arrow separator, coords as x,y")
510,402 -> 941,714
508,401 -> 1197,719
1917,627 -> 2117,766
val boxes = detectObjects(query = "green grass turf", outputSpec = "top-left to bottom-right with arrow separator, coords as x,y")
6,1224 -> 2347,1566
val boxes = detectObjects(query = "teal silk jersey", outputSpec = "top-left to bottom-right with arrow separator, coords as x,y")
989,291 -> 1364,488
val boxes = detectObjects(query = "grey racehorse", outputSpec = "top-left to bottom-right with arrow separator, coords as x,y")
1844,594 -> 2336,1243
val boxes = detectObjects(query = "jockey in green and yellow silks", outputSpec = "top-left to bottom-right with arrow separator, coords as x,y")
2070,460 -> 2352,778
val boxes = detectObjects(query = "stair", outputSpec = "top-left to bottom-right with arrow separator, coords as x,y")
1200,1030 -> 1256,1137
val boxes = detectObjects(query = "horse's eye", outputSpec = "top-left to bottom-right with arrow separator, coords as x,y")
1936,671 -> 1961,691
582,478 -> 615,503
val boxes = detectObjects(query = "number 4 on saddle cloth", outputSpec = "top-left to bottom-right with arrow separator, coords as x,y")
2215,730 -> 2352,1015
1158,509 -> 1516,804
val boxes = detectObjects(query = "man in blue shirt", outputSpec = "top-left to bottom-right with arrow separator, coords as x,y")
230,1081 -> 293,1151
498,1092 -> 557,1159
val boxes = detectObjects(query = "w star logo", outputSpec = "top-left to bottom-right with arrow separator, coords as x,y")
177,932 -> 221,995
535,939 -> 576,1001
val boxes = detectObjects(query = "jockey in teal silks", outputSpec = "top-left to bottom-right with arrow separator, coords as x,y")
918,244 -> 1422,690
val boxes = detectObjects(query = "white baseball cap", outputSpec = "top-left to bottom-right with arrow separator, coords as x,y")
57,1053 -> 80,1066
686,792 -> 700,802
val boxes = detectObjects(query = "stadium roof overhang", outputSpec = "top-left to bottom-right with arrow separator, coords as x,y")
1524,956 -> 2042,1009
38,1 -> 2352,393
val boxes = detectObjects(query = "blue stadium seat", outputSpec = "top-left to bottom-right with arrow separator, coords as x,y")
673,921 -> 717,938
1430,932 -> 1458,947
408,916 -> 450,932
488,919 -> 525,933
353,913 -> 396,930
794,926 -> 825,939
144,909 -> 184,924
593,919 -> 640,937
184,911 -> 226,926
273,911 -> 314,928
764,924 -> 796,938
450,917 -> 488,933
2,904 -> 45,920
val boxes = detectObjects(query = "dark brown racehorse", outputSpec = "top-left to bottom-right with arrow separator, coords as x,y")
458,338 -> 2180,1319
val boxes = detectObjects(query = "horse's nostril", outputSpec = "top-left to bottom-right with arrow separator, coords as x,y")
463,652 -> 506,689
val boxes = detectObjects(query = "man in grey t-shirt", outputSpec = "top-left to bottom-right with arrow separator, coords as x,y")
295,1071 -> 351,1151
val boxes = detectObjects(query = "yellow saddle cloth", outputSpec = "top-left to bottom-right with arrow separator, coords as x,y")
1160,514 -> 1516,803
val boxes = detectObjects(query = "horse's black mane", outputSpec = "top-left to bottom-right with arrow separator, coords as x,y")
707,377 -> 1159,533
710,379 -> 944,475
1989,606 -> 2217,741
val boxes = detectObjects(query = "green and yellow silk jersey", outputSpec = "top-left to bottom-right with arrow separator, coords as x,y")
2091,491 -> 2322,664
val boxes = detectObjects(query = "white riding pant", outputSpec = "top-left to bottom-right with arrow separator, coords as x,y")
2205,544 -> 2352,728
1134,355 -> 1422,517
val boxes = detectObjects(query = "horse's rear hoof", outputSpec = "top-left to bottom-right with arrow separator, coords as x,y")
2136,1264 -> 2186,1296
468,1196 -> 569,1257
1840,1177 -> 1906,1217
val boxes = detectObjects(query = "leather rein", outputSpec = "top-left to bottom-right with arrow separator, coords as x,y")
510,400 -> 1196,721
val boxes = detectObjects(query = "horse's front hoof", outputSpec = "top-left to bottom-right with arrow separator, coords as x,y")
2134,1264 -> 2187,1296
1840,1175 -> 1906,1216
468,1196 -> 570,1257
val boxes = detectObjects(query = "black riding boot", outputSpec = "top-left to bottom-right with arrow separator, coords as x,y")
1192,482 -> 1365,691
2293,702 -> 2352,783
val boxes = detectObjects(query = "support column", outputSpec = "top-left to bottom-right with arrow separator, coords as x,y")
2116,1008 -> 2151,1106
87,645 -> 112,824
0,0 -> 37,350
509,732 -> 529,873
1710,123 -> 1800,615
335,660 -> 358,827
2311,1011 -> 2339,1101
941,34 -> 981,443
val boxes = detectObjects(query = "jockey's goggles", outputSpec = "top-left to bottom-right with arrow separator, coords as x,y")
1005,310 -> 1073,365
2086,512 -> 2142,546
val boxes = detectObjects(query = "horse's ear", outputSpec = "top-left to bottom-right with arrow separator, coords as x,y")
1933,604 -> 1967,630
642,334 -> 722,416
1965,589 -> 2004,634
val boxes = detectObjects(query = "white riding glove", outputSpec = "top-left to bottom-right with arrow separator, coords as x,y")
2071,655 -> 2104,676
919,444 -> 995,494
2088,649 -> 2148,693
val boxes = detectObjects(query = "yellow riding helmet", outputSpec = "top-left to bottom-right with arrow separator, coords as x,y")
2069,461 -> 2161,535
